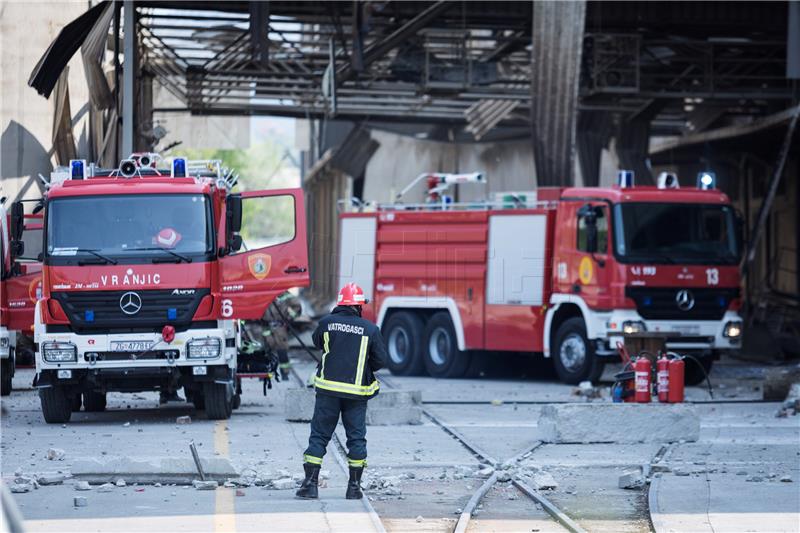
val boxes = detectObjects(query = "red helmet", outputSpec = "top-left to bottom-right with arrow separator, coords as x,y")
338,283 -> 367,306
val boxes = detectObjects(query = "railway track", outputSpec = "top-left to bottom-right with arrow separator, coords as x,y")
380,375 -> 587,533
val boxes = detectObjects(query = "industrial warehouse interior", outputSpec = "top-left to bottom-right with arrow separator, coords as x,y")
1,1 -> 799,532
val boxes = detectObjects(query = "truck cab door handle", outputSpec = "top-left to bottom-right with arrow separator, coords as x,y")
284,266 -> 307,274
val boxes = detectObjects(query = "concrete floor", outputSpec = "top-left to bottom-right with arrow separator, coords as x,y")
2,354 -> 798,532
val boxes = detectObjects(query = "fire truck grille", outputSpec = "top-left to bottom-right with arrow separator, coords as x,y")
51,289 -> 210,332
625,287 -> 739,321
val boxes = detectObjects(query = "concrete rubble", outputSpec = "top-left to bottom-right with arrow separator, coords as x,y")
284,388 -> 423,425
46,448 -> 66,461
618,468 -> 646,489
97,483 -> 115,493
74,481 -> 92,491
176,416 -> 192,425
539,403 -> 700,443
192,480 -> 218,490
71,456 -> 237,484
73,496 -> 88,507
37,473 -> 67,485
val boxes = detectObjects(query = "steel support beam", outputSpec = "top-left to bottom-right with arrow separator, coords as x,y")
530,0 -> 586,187
121,0 -> 136,157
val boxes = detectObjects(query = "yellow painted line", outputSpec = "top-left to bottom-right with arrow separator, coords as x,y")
214,420 -> 236,533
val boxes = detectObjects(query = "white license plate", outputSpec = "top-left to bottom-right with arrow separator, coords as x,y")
110,341 -> 154,352
672,325 -> 700,336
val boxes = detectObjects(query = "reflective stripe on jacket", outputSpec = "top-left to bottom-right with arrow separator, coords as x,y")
312,306 -> 386,400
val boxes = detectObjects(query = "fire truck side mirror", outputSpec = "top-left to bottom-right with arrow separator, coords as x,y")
227,195 -> 243,234
9,201 -> 24,242
229,234 -> 243,253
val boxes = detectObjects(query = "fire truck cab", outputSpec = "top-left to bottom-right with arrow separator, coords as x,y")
338,172 -> 743,385
1,201 -> 43,395
25,157 -> 309,422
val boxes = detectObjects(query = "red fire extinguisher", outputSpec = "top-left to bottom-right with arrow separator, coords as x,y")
634,356 -> 651,403
657,355 -> 670,402
667,356 -> 685,403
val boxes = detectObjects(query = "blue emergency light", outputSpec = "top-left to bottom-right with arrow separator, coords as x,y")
84,310 -> 95,322
617,170 -> 634,188
167,308 -> 178,320
697,171 -> 716,190
70,159 -> 87,180
171,158 -> 187,178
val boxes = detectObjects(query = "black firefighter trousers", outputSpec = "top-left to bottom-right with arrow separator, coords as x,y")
303,393 -> 367,468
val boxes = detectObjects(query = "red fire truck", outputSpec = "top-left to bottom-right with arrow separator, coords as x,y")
18,155 -> 309,422
1,203 -> 43,395
338,172 -> 743,385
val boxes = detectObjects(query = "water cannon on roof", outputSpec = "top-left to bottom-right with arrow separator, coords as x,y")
394,171 -> 485,207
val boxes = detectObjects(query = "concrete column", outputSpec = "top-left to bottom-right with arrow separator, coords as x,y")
121,0 -> 135,157
530,0 -> 586,187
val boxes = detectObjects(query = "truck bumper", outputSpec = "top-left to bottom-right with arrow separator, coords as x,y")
34,325 -> 236,390
599,310 -> 743,356
0,327 -> 11,360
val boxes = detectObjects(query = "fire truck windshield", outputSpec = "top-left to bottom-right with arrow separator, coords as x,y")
46,194 -> 213,262
613,203 -> 739,265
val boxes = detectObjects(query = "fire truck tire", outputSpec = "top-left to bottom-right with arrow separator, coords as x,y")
423,312 -> 472,378
39,386 -> 72,423
191,391 -> 206,410
383,312 -> 426,376
1,360 -> 12,396
71,394 -> 82,412
84,391 -> 107,412
204,382 -> 232,420
684,356 -> 713,386
552,317 -> 604,385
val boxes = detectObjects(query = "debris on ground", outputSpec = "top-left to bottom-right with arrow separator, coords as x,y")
618,468 -> 645,489
573,381 -> 604,400
73,496 -> 88,507
37,473 -> 67,485
122,422 -> 131,427
115,478 -> 127,487
415,516 -> 424,523
10,483 -> 34,493
271,478 -> 295,490
176,416 -> 192,424
532,471 -> 558,490
236,489 -> 245,497
74,481 -> 92,491
193,480 -> 218,490
97,483 -> 114,493
490,399 -> 503,406
779,475 -> 793,483
46,448 -> 66,461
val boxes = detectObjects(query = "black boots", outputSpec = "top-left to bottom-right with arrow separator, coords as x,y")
345,466 -> 364,499
295,463 -> 320,499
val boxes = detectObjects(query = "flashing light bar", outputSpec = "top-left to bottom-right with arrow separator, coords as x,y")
171,158 -> 187,178
617,170 -> 634,188
70,159 -> 87,180
697,171 -> 716,190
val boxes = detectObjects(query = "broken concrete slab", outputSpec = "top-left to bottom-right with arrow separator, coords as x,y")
763,365 -> 800,400
71,456 -> 237,484
74,481 -> 92,491
531,471 -> 558,490
10,483 -> 33,493
46,448 -> 66,461
538,403 -> 700,444
192,480 -> 218,490
36,473 -> 67,485
284,388 -> 422,425
618,468 -> 645,489
73,496 -> 88,507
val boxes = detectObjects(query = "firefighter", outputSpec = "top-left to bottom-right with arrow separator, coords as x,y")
263,292 -> 302,380
296,283 -> 386,500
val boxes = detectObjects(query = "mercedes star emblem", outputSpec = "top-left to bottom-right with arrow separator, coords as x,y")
120,292 -> 143,315
675,289 -> 695,311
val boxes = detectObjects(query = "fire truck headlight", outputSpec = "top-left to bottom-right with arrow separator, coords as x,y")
622,321 -> 647,335
42,342 -> 78,363
187,338 -> 221,359
723,321 -> 742,339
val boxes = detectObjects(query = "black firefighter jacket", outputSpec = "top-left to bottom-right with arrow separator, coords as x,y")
311,306 -> 386,400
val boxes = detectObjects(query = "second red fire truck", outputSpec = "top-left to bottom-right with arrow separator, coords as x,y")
338,171 -> 743,385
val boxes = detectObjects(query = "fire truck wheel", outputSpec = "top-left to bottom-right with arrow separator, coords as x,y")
71,394 -> 82,412
423,312 -> 472,378
0,360 -> 12,396
553,317 -> 604,385
84,391 -> 107,412
383,312 -> 426,376
204,382 -> 233,420
39,386 -> 72,424
684,356 -> 713,386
